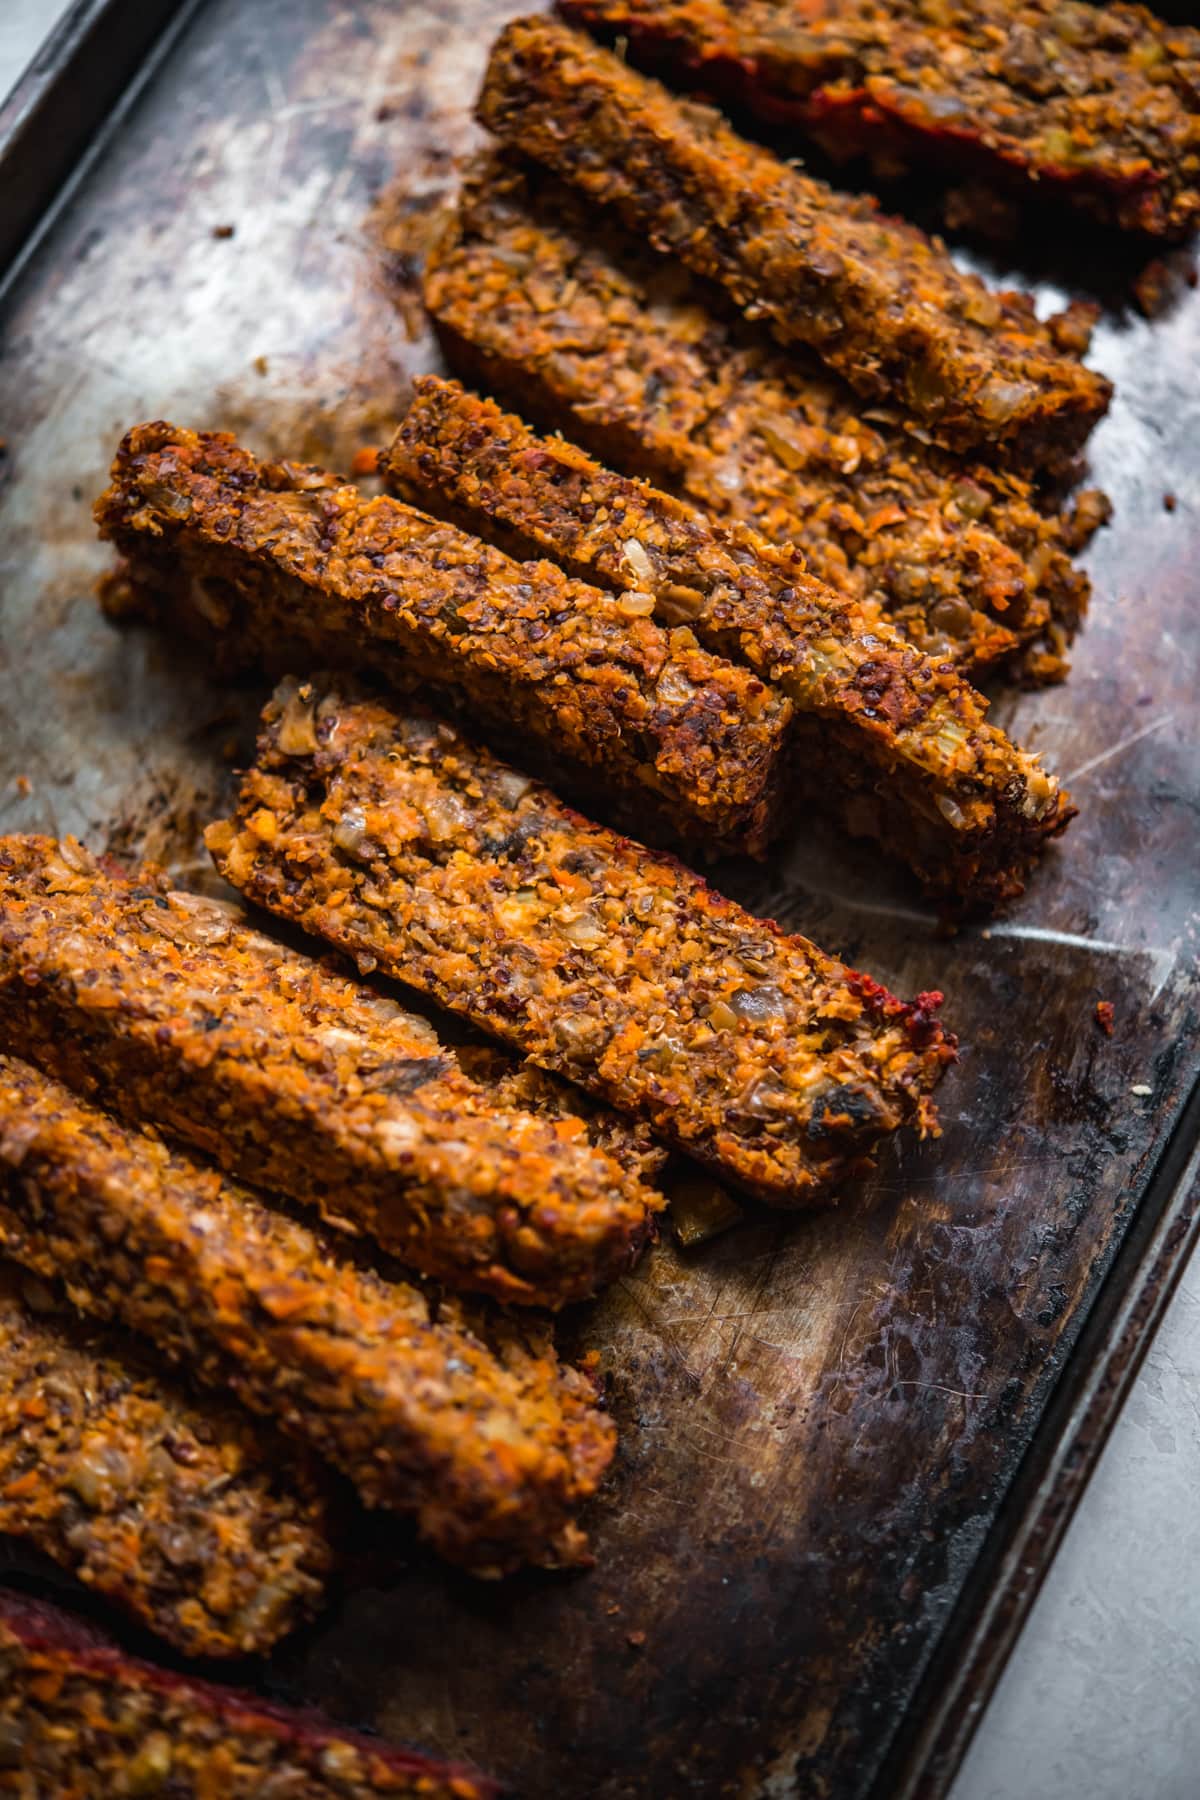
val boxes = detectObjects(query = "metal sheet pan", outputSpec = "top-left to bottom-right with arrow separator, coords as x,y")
1,3 -> 1198,1795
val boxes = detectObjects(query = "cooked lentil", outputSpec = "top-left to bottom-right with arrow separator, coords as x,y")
0,1261 -> 332,1658
0,836 -> 660,1309
561,0 -> 1200,240
94,421 -> 792,854
0,1053 -> 617,1575
422,153 -> 1106,680
0,1591 -> 496,1798
390,376 -> 1074,905
477,17 -> 1111,466
209,682 -> 955,1204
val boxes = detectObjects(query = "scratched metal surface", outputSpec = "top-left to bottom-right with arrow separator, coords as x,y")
0,2 -> 1198,1796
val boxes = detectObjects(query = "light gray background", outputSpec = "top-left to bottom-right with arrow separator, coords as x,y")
2,7 -> 1196,1797
0,0 -> 66,99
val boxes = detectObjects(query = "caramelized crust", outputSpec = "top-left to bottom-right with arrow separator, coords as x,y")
0,1591 -> 496,1798
561,0 -> 1200,239
0,836 -> 660,1309
94,421 -> 792,854
452,1044 -> 669,1187
422,153 -> 1106,680
391,376 -> 1073,906
209,682 -> 955,1205
477,18 -> 1111,467
0,1054 -> 617,1575
0,1263 -> 332,1658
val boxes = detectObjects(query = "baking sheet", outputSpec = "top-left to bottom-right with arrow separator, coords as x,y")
1,2 -> 1198,1795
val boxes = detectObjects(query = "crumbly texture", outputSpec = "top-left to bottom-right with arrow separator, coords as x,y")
0,836 -> 660,1309
452,1043 -> 670,1187
94,421 -> 792,855
0,1592 -> 496,1799
0,1264 -> 332,1658
391,376 -> 1074,906
422,153 -> 1107,680
209,682 -> 955,1204
477,18 -> 1112,467
0,1054 -> 617,1575
560,0 -> 1200,239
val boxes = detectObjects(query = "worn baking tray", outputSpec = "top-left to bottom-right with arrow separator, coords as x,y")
1,2 -> 1198,1795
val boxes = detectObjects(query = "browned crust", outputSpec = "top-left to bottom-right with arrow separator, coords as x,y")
0,1262 -> 332,1658
0,1053 -> 617,1576
0,835 -> 661,1309
452,1043 -> 669,1187
0,1590 -> 497,1798
560,0 -> 1200,240
93,420 -> 792,854
390,376 -> 1073,906
476,18 -> 1111,467
420,152 -> 1106,682
209,681 -> 956,1206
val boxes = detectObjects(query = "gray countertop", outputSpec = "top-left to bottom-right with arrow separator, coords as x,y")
2,10 -> 1195,1798
952,1251 -> 1200,1800
0,1 -> 63,99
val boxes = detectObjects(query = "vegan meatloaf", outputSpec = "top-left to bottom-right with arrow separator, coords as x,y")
0,1054 -> 617,1576
390,376 -> 1073,906
0,1262 -> 332,1658
476,17 -> 1112,467
94,421 -> 792,854
0,836 -> 660,1309
560,0 -> 1200,240
452,1043 -> 669,1186
209,681 -> 955,1204
0,1590 -> 496,1799
423,154 -> 1108,680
